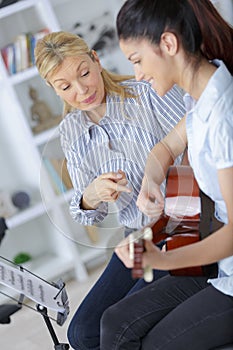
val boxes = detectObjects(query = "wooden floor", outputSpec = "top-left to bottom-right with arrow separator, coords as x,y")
0,263 -> 106,350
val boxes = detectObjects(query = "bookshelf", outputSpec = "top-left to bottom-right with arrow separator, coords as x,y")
0,0 -> 130,299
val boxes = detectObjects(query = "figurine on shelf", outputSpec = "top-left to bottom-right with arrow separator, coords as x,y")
29,86 -> 62,134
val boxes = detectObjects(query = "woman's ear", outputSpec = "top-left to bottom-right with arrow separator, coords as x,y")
92,50 -> 99,62
92,50 -> 103,71
160,32 -> 178,56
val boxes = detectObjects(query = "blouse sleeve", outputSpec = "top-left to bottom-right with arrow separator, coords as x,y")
211,114 -> 233,169
59,114 -> 129,226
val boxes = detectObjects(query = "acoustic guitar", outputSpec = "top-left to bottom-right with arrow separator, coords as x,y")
130,165 -> 209,282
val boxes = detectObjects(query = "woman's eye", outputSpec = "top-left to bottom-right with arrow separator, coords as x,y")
81,70 -> 89,77
134,60 -> 141,65
62,85 -> 70,91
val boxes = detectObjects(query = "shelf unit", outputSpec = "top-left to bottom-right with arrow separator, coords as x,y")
0,0 -> 130,300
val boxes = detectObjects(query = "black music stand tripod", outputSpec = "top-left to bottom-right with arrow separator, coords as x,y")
37,304 -> 69,350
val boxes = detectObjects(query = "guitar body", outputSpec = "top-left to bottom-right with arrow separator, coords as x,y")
165,234 -> 202,276
131,165 -> 204,280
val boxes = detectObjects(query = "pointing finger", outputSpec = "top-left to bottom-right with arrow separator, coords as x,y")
115,183 -> 132,193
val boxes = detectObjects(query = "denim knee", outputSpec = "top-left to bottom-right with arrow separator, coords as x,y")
67,316 -> 81,349
100,304 -> 122,348
67,315 -> 100,350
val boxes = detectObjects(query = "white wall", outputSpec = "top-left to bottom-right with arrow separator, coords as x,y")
211,0 -> 233,25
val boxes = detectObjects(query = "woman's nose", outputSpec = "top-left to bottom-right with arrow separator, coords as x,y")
134,67 -> 144,81
75,82 -> 88,94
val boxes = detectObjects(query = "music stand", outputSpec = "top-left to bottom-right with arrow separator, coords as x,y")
0,218 -> 70,349
37,305 -> 69,350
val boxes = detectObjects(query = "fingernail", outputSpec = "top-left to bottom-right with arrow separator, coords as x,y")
116,174 -> 122,178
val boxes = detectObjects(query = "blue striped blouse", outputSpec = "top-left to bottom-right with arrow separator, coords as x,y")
59,79 -> 186,229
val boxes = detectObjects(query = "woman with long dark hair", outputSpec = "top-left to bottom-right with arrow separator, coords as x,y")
100,1 -> 233,349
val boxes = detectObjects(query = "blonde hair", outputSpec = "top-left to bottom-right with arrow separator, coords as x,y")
34,31 -> 135,116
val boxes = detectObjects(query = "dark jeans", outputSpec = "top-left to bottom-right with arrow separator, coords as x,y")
100,274 -> 233,349
67,252 -> 168,349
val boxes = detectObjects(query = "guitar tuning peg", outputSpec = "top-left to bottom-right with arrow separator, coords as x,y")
129,233 -> 135,260
143,227 -> 153,240
143,227 -> 153,282
144,265 -> 154,283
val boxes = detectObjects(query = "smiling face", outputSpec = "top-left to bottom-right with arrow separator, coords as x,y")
119,37 -> 177,96
48,52 -> 106,112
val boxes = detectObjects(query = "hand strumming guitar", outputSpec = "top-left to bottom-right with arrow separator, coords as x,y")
136,177 -> 164,218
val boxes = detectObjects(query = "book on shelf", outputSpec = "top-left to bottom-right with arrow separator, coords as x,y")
14,33 -> 28,72
29,28 -> 50,65
1,43 -> 16,75
0,28 -> 49,75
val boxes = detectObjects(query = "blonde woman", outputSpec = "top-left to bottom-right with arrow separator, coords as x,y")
35,31 -> 185,349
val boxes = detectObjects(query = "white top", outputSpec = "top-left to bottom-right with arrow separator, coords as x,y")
185,60 -> 233,297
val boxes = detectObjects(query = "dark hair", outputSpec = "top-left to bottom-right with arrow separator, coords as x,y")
117,0 -> 233,74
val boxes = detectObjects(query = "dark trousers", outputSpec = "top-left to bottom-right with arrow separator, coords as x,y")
67,253 -> 167,349
100,274 -> 233,349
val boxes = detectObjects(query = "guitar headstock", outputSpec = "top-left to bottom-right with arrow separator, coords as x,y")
129,227 -> 153,282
